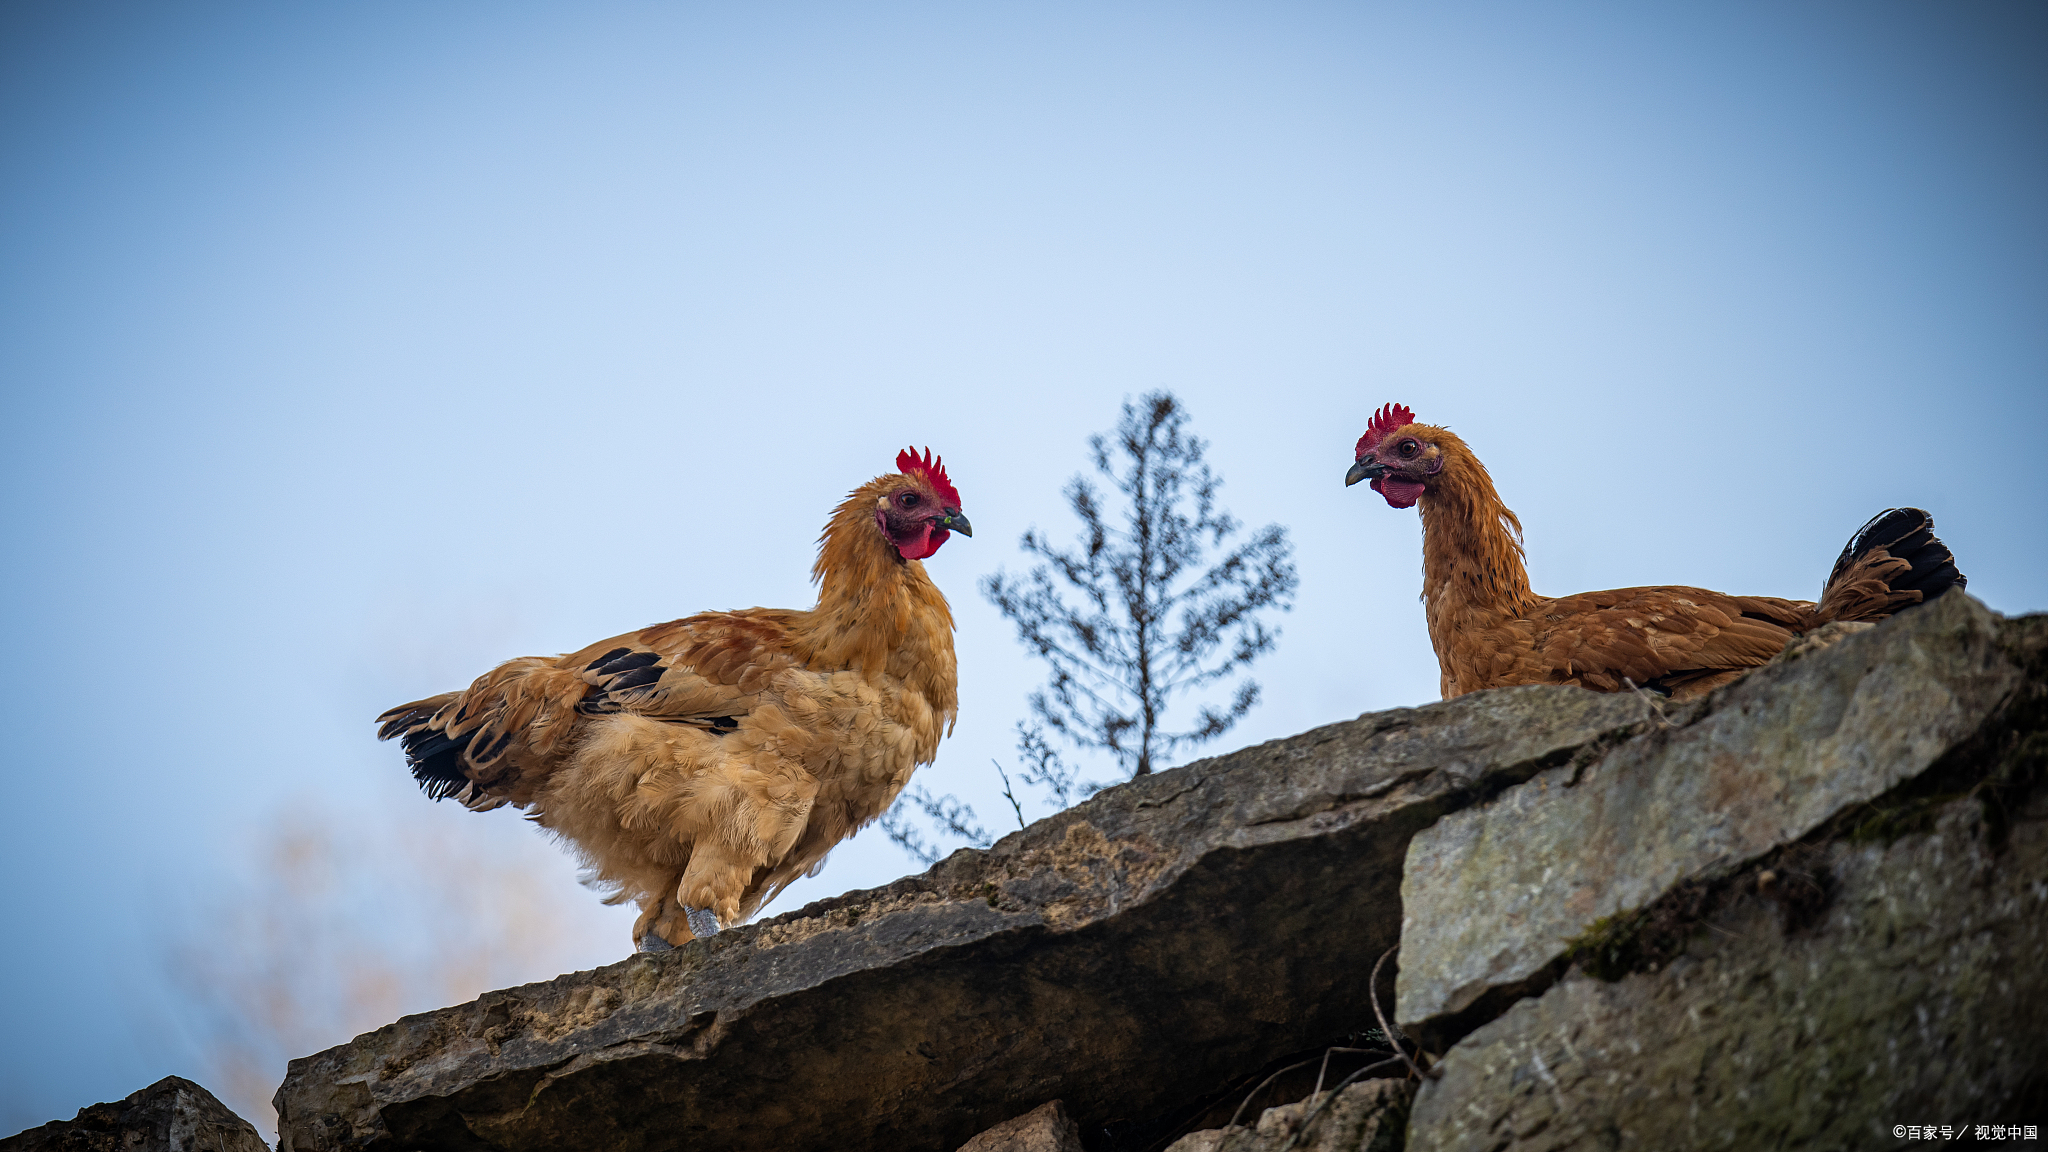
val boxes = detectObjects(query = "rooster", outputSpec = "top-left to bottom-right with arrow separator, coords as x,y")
377,449 -> 970,950
1344,404 -> 1964,701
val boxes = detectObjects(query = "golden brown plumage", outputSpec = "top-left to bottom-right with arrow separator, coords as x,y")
1344,404 -> 1965,701
377,450 -> 970,949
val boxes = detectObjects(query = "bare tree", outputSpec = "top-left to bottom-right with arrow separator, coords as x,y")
987,391 -> 1297,784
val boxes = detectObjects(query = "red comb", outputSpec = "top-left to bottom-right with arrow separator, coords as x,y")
1355,403 -> 1417,460
896,447 -> 961,508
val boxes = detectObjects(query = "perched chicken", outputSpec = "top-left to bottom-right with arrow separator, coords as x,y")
1344,404 -> 1964,701
378,449 -> 971,950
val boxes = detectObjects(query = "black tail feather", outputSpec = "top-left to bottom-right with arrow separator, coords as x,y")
1826,507 -> 1966,604
380,704 -> 476,801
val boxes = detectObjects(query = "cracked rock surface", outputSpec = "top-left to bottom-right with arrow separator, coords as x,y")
274,680 -> 1649,1152
1406,788 -> 2048,1150
1396,592 -> 2029,1035
1400,591 -> 2048,1148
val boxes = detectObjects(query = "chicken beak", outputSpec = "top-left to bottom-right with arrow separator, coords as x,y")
1345,458 -> 1385,487
940,509 -> 973,537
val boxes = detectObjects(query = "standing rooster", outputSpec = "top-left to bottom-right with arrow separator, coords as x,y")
378,449 -> 970,950
1345,405 -> 1964,701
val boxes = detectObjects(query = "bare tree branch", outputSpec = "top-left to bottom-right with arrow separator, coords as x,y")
886,391 -> 1296,866
880,784 -> 994,865
983,391 -> 1298,783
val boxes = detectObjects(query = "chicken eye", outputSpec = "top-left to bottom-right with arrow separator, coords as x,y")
899,493 -> 921,507
1399,439 -> 1420,456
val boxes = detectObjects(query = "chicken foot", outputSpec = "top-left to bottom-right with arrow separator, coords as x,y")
632,886 -> 723,952
635,910 -> 718,953
686,906 -> 721,939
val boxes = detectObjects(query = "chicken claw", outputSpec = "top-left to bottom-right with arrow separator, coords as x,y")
686,906 -> 721,939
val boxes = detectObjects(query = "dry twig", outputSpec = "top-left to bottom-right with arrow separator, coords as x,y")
1217,1048 -> 1400,1152
1223,1058 -> 1321,1133
1369,946 -> 1435,1082
1621,677 -> 1676,730
1206,945 -> 1431,1152
1274,1055 -> 1411,1152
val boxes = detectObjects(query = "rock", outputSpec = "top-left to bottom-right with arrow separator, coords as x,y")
1765,618 -> 1874,663
1165,1079 -> 1413,1152
275,680 -> 1653,1152
1406,787 -> 2048,1150
954,1099 -> 1082,1152
1,1076 -> 269,1152
268,593 -> 2045,1152
1395,592 -> 2026,1035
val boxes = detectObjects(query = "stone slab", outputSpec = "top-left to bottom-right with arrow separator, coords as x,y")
274,682 -> 1651,1152
1395,592 -> 2024,1029
1406,785 -> 2048,1150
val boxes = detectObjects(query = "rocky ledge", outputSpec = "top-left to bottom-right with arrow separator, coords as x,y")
0,1077 -> 269,1152
263,591 -> 2041,1151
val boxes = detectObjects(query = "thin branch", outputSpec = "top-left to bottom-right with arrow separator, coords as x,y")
1369,946 -> 1436,1081
877,799 -> 940,866
1224,1057 -> 1322,1133
993,760 -> 1027,832
1217,1045 -> 1402,1152
905,786 -> 990,848
1274,1055 -> 1413,1152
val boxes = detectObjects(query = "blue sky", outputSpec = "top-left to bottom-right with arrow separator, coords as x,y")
2,0 -> 2043,1135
